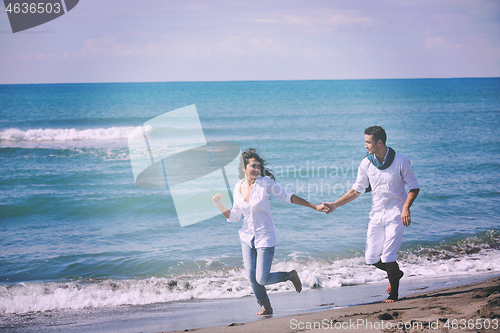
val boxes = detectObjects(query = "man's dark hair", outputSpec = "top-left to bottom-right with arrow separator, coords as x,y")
364,126 -> 387,145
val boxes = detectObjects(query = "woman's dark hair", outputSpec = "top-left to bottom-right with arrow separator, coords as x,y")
240,148 -> 275,180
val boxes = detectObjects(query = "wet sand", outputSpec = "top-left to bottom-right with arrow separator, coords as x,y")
164,276 -> 500,333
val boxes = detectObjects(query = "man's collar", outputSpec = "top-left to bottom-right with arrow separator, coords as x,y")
377,146 -> 389,164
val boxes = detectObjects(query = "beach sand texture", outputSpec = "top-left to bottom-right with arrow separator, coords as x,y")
165,277 -> 500,333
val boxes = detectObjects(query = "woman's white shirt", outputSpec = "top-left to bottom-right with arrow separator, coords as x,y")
228,176 -> 294,248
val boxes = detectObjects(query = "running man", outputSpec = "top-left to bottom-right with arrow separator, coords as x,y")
323,126 -> 420,303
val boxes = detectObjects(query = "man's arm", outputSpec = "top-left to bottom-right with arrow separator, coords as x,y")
401,188 -> 419,226
322,189 -> 361,214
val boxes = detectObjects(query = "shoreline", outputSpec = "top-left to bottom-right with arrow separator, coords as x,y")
2,273 -> 499,332
163,276 -> 500,333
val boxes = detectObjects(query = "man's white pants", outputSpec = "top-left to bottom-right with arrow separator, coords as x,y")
365,217 -> 405,264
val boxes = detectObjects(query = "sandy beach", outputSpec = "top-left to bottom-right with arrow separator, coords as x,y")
164,276 -> 500,333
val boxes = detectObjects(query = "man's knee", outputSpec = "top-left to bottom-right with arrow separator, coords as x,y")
381,253 -> 398,263
365,255 -> 381,265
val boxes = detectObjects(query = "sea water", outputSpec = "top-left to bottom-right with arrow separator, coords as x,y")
0,79 -> 499,314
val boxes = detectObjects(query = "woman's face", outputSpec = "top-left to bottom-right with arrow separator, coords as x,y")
244,158 -> 261,181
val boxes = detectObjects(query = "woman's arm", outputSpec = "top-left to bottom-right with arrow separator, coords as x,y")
213,193 -> 231,219
262,176 -> 328,213
291,194 -> 328,212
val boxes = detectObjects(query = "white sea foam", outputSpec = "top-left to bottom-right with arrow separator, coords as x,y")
0,127 -> 138,142
1,246 -> 499,314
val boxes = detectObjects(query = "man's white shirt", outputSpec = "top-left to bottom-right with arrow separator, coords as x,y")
352,152 -> 420,222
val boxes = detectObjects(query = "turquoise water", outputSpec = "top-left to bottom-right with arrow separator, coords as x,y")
0,79 -> 499,313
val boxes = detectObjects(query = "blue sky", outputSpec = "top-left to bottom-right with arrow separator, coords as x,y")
1,0 -> 499,84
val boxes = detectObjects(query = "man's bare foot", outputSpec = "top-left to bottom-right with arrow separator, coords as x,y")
289,270 -> 302,293
387,270 -> 404,294
382,295 -> 398,303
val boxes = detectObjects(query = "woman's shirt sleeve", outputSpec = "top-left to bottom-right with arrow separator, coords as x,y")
227,181 -> 243,222
260,176 -> 294,203
227,200 -> 242,222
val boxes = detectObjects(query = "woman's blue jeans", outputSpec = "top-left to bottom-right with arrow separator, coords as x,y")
241,238 -> 289,305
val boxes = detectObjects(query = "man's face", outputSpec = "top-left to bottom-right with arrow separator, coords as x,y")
365,134 -> 382,155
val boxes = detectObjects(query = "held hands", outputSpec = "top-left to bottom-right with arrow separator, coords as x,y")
321,202 -> 338,215
315,203 -> 330,213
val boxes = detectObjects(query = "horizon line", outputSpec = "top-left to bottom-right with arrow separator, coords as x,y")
1,76 -> 499,86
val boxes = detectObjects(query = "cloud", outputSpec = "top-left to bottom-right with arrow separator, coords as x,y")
425,37 -> 461,50
19,53 -> 54,60
157,3 -> 208,12
253,10 -> 374,31
70,37 -> 114,58
327,13 -> 372,28
61,37 -> 142,59
247,37 -> 277,49
301,48 -> 345,60
57,33 -> 292,63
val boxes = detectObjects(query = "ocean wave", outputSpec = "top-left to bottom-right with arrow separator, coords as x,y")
0,127 -> 138,142
1,231 -> 499,314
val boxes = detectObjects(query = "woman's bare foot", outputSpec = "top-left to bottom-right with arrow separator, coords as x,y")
256,302 -> 273,316
289,270 -> 302,293
256,308 -> 273,316
387,270 -> 404,294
